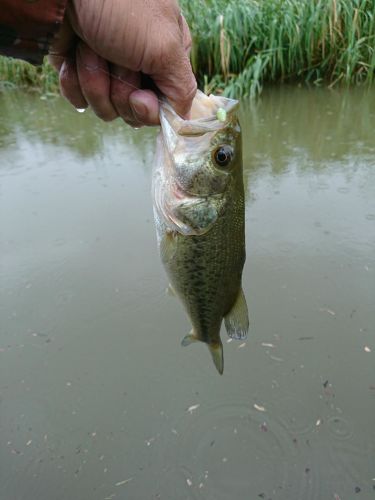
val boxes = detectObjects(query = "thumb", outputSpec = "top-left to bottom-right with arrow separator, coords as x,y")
151,45 -> 197,119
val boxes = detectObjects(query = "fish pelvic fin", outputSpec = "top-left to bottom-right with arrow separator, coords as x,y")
208,342 -> 224,375
224,288 -> 249,340
181,330 -> 199,347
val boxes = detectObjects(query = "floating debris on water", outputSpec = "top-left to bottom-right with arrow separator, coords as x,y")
254,404 -> 266,412
186,478 -> 193,487
238,343 -> 246,349
269,355 -> 284,362
187,404 -> 200,414
115,478 -> 133,487
145,436 -> 156,447
261,342 -> 275,348
319,307 -> 336,316
364,346 -> 371,353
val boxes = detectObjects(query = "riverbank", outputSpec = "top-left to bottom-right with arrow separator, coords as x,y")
1,0 -> 374,97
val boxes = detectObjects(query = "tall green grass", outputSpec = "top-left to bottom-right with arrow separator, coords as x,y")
1,0 -> 374,97
0,57 -> 58,93
181,0 -> 375,97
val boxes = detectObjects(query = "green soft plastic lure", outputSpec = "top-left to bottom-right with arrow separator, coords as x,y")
216,107 -> 227,122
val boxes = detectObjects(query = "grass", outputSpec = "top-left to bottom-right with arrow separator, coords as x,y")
0,57 -> 58,93
1,0 -> 375,97
181,0 -> 375,97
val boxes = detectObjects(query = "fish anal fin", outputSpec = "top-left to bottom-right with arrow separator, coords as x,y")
224,288 -> 249,340
208,342 -> 224,375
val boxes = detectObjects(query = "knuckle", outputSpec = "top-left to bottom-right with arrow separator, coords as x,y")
94,109 -> 117,122
110,88 -> 129,109
186,78 -> 198,100
149,32 -> 180,69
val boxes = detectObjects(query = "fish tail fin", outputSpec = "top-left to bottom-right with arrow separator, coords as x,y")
181,329 -> 199,347
208,341 -> 224,375
182,331 -> 224,375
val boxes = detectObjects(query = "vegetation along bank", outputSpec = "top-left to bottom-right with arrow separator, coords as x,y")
1,0 -> 374,97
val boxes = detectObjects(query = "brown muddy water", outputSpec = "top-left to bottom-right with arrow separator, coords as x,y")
0,87 -> 374,500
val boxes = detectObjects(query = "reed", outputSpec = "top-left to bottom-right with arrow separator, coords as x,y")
181,0 -> 375,96
1,0 -> 374,97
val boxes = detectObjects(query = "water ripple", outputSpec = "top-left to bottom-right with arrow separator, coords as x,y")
153,401 -> 374,500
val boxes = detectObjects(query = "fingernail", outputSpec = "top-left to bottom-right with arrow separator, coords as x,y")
131,101 -> 147,120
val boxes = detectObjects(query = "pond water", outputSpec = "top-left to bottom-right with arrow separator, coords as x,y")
0,87 -> 374,500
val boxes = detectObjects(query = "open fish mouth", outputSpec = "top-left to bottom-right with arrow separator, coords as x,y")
160,91 -> 239,138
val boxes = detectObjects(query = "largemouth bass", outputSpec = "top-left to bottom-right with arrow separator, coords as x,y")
152,90 -> 249,374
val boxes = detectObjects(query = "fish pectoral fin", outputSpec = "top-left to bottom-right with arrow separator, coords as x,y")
208,342 -> 224,375
160,229 -> 178,263
181,330 -> 199,346
224,288 -> 249,340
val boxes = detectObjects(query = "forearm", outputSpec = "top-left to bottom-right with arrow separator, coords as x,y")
0,0 -> 67,64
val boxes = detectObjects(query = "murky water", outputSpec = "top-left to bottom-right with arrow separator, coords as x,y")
1,87 -> 374,500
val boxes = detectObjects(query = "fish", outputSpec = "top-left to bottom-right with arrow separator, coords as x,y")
152,90 -> 249,374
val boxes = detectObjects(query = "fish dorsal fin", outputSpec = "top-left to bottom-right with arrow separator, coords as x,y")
208,342 -> 224,375
224,288 -> 249,340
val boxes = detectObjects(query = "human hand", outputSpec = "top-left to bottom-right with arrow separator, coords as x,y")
49,0 -> 196,127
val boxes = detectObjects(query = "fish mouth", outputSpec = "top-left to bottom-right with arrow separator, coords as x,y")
177,114 -> 237,137
161,91 -> 239,137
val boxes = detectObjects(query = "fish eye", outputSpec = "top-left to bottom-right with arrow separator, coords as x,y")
213,145 -> 234,168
